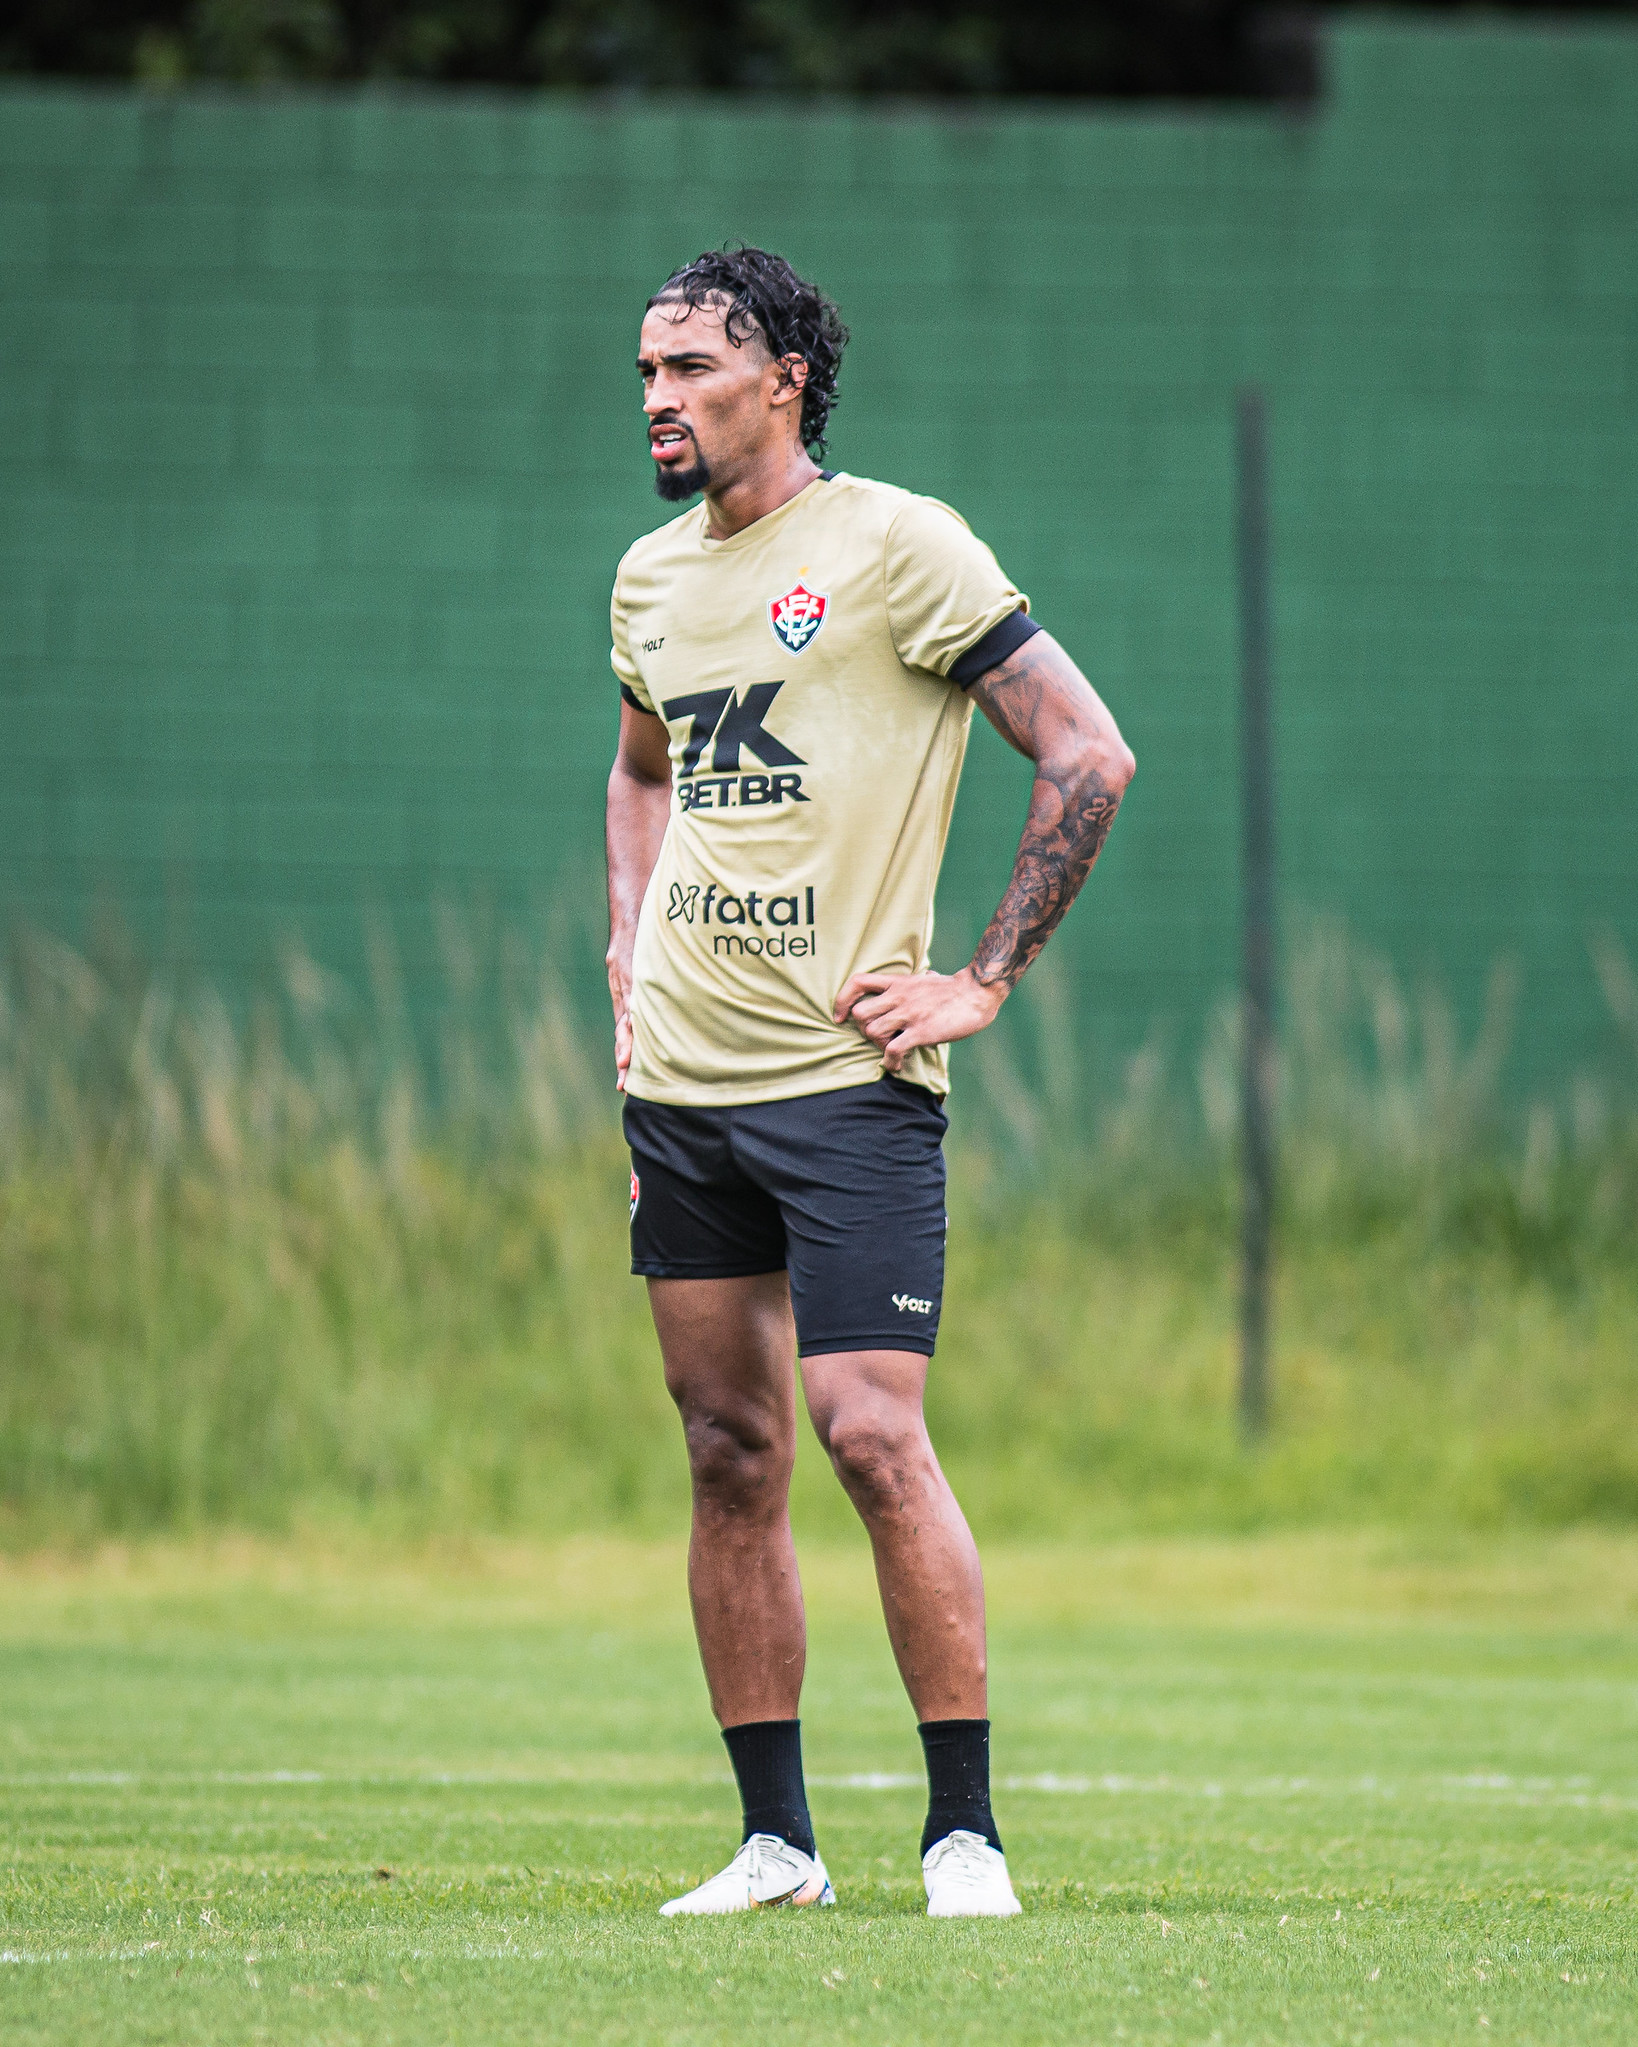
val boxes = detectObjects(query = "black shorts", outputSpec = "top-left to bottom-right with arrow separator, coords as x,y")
623,1076 -> 948,1358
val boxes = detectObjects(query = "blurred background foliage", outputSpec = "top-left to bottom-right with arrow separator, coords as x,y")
3,912 -> 1635,1547
5,0 -> 1636,96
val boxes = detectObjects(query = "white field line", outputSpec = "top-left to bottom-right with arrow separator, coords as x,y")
813,1771 -> 1631,1811
1,1769 -> 1631,1811
0,1947 -> 569,1967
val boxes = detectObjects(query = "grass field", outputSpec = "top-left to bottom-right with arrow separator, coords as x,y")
5,926 -> 1637,2036
4,1533 -> 1637,2043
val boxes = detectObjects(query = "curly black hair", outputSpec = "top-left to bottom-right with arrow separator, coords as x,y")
648,246 -> 850,459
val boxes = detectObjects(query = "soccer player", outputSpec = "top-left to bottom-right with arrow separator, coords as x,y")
605,248 -> 1134,1918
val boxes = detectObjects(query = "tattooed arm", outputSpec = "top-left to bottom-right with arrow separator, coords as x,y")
834,630 -> 1134,1073
965,633 -> 1134,993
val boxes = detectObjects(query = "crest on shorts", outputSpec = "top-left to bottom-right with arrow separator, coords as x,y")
629,1168 -> 640,1219
769,582 -> 828,654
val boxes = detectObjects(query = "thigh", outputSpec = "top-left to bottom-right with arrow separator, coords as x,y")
646,1271 -> 799,1437
799,1346 -> 932,1453
730,1078 -> 949,1360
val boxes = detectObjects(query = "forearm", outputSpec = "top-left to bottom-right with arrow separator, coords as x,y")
833,630 -> 1132,1073
605,765 -> 670,1003
969,758 -> 1125,996
965,631 -> 1134,999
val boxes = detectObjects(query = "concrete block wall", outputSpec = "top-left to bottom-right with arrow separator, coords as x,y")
1,16 -> 1635,1095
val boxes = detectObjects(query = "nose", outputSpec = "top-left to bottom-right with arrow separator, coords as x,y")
644,381 -> 674,419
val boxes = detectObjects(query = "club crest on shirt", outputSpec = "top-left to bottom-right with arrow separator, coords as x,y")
769,582 -> 828,654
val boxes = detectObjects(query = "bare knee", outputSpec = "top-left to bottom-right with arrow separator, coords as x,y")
678,1401 -> 793,1520
824,1410 -> 927,1519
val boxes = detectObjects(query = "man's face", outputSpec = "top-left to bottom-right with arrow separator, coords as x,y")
637,296 -> 800,502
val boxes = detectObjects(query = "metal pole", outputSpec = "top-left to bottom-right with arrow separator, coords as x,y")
1236,386 -> 1276,1441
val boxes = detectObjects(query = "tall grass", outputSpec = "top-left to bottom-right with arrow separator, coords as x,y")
1,915 -> 1635,1546
969,916 -> 1638,1265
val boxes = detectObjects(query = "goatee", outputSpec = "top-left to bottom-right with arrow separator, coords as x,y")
655,456 -> 710,503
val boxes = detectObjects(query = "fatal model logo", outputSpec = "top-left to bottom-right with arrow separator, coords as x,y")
667,882 -> 815,930
665,880 -> 819,964
769,582 -> 828,654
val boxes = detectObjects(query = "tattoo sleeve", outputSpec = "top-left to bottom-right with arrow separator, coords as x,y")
965,637 -> 1128,995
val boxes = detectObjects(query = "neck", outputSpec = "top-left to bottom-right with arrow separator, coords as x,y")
703,440 -> 821,541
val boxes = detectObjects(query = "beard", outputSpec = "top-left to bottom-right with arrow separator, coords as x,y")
653,430 -> 711,502
655,453 -> 711,502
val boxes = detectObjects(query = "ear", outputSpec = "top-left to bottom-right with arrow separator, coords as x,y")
770,353 -> 810,409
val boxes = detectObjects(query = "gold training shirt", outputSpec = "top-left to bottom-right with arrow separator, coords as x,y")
611,472 -> 1030,1107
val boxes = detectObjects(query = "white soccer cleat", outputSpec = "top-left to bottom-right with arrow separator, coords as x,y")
659,1833 -> 836,1917
922,1830 -> 1023,1917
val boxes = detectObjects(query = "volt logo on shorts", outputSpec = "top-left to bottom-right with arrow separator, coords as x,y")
893,1293 -> 933,1315
629,1168 -> 640,1219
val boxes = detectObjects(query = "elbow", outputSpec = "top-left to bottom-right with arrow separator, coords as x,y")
1042,733 -> 1135,806
1092,731 -> 1135,799
1035,714 -> 1134,807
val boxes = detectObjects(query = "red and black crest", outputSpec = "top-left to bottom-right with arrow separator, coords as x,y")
769,582 -> 828,654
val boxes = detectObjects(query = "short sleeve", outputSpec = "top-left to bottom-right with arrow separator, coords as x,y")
884,494 -> 1031,682
610,574 -> 656,713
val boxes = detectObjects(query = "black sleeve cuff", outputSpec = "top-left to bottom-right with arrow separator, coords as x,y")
949,609 -> 1041,689
618,682 -> 649,712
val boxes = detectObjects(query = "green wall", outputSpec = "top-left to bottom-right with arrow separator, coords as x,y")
1,16 -> 1635,1096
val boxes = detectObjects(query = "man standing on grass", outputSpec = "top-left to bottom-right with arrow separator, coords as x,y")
605,247 -> 1134,1918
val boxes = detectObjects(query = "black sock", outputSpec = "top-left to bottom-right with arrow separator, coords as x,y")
722,1719 -> 817,1858
918,1718 -> 1002,1857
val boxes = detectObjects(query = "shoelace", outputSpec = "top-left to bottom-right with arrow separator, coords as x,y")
928,1832 -> 996,1885
729,1834 -> 793,1891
